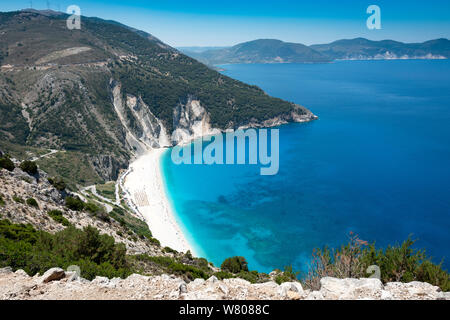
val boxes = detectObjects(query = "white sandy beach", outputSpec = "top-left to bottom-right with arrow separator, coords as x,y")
123,148 -> 195,254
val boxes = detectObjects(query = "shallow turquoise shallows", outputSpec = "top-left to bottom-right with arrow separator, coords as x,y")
161,60 -> 450,273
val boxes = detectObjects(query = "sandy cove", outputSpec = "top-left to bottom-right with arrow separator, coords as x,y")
123,148 -> 195,254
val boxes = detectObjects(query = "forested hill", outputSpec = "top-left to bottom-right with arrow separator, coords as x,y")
0,10 -> 315,184
183,39 -> 331,64
182,38 -> 450,65
310,38 -> 450,60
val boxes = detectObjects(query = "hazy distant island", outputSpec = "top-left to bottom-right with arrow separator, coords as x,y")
179,38 -> 450,65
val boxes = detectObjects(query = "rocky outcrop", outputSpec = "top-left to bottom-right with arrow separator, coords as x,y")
89,154 -> 125,182
110,80 -> 150,155
110,80 -> 317,152
172,97 -> 222,145
237,107 -> 317,130
0,267 -> 447,300
41,268 -> 65,283
126,95 -> 171,149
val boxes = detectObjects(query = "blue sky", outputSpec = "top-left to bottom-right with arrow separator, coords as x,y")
1,0 -> 449,46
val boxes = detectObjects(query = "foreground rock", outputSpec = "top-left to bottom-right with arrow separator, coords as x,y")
41,268 -> 66,283
0,268 -> 447,300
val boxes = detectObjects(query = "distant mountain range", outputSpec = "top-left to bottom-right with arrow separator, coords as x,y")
311,38 -> 450,61
179,38 -> 450,65
179,39 -> 332,65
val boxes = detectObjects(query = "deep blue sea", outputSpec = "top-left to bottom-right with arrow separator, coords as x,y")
162,60 -> 450,274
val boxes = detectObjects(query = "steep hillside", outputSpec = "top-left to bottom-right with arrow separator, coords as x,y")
0,10 -> 316,184
311,38 -> 450,60
184,39 -> 331,65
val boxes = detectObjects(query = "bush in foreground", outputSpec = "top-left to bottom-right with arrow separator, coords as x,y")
221,256 -> 249,274
303,232 -> 449,291
275,266 -> 300,285
0,219 -> 130,280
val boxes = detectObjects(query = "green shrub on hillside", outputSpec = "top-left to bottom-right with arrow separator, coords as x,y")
0,194 -> 5,206
65,196 -> 85,211
84,202 -> 99,213
109,206 -> 152,240
0,219 -> 130,280
47,177 -> 66,191
221,256 -> 249,274
47,210 -> 71,227
0,157 -> 15,172
25,198 -> 39,208
163,246 -> 178,254
85,202 -> 110,222
19,160 -> 38,175
133,255 -> 208,281
303,233 -> 450,292
275,266 -> 300,285
12,196 -> 24,204
214,271 -> 235,280
359,238 -> 449,291
95,182 -> 116,201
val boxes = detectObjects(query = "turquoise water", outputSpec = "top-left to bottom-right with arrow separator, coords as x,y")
162,60 -> 450,273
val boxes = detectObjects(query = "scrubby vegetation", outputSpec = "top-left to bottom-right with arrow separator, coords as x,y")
0,156 -> 14,172
1,216 -> 447,291
12,196 -> 24,204
163,246 -> 178,254
275,266 -> 300,285
218,256 -> 269,284
109,206 -> 153,240
84,202 -> 110,222
47,177 -> 66,191
25,198 -> 39,208
221,256 -> 249,274
19,160 -> 38,175
303,233 -> 450,291
132,255 -> 209,281
0,219 -> 130,280
0,194 -> 5,206
0,219 -> 266,283
65,196 -> 85,211
47,210 -> 71,227
95,182 -> 116,201
37,151 -> 104,190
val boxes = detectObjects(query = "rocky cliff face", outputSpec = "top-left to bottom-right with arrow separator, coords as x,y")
172,97 -> 222,145
0,267 -> 447,300
110,79 -> 316,155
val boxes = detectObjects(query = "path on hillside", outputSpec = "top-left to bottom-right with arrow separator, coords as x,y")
80,186 -> 115,213
31,149 -> 59,161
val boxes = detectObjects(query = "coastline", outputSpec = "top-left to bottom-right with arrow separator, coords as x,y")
123,148 -> 196,254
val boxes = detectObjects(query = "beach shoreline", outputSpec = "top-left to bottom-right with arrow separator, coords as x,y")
122,148 -> 196,254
